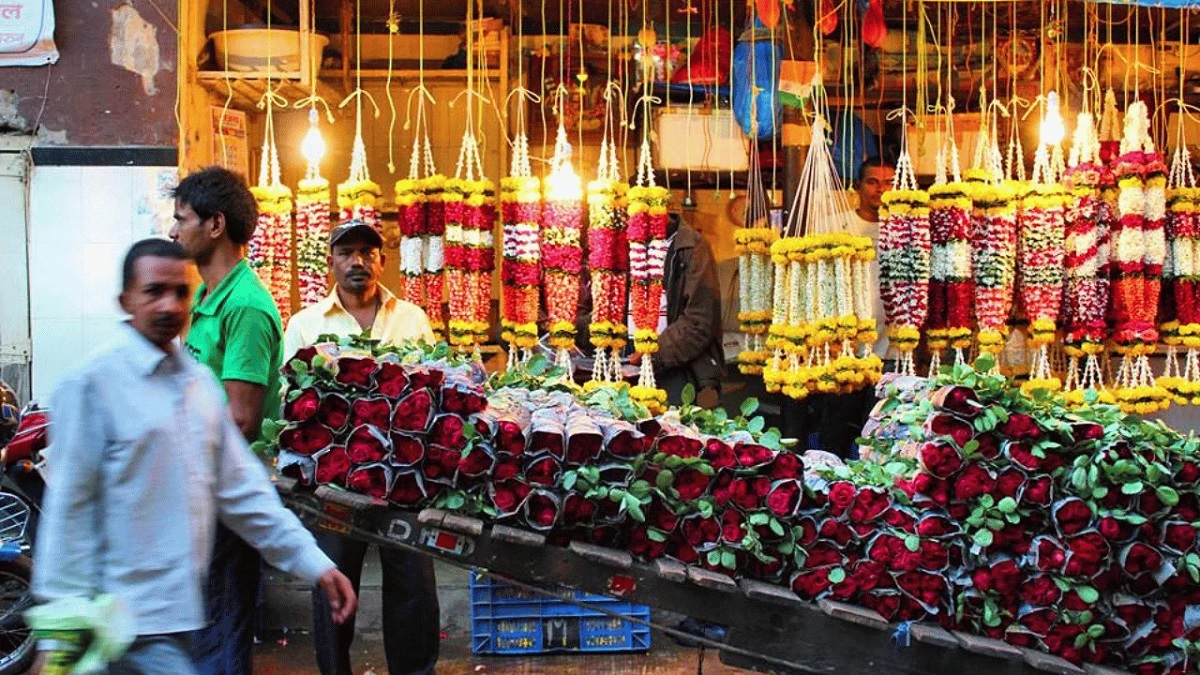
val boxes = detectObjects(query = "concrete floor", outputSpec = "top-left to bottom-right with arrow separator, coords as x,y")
258,557 -> 754,675
252,628 -> 752,674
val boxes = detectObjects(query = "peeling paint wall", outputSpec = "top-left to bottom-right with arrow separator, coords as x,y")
0,0 -> 178,146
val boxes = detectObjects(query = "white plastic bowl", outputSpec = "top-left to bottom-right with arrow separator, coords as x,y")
211,28 -> 328,74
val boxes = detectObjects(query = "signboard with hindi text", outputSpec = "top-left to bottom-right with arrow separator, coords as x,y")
0,0 -> 57,66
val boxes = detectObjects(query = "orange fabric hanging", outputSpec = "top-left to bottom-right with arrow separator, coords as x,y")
756,0 -> 781,28
818,0 -> 838,35
862,0 -> 886,47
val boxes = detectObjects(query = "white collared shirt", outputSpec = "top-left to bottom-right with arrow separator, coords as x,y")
34,323 -> 333,636
283,285 -> 435,359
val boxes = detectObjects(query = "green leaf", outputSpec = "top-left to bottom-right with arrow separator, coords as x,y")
973,530 -> 995,548
828,568 -> 846,584
706,550 -> 721,566
979,494 -> 995,509
962,438 -> 980,455
445,493 -> 466,510
656,470 -> 674,491
698,501 -> 714,519
1076,586 -> 1100,604
695,463 -> 716,477
562,472 -> 578,491
997,497 -> 1018,514
769,519 -> 785,536
904,535 -> 921,552
747,417 -> 766,434
749,513 -> 770,525
625,500 -> 645,523
975,353 -> 996,373
1074,633 -> 1090,649
1122,481 -> 1144,495
682,383 -> 697,407
740,397 -> 760,417
758,429 -> 783,451
1072,467 -> 1088,491
721,550 -> 738,569
1157,486 -> 1180,507
647,528 -> 668,542
664,456 -> 684,469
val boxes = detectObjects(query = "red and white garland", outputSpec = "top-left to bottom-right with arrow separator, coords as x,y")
542,123 -> 585,369
927,181 -> 973,363
1061,110 -> 1113,402
878,150 -> 931,376
586,139 -> 630,384
445,127 -> 495,353
1110,101 -> 1170,414
500,131 -> 541,359
296,175 -> 332,307
1159,146 -> 1200,405
1016,181 -> 1067,392
423,175 -> 448,340
249,128 -> 293,323
967,176 -> 1018,357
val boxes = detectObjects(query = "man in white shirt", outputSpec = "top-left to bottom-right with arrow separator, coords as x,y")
284,219 -> 439,675
33,238 -> 356,675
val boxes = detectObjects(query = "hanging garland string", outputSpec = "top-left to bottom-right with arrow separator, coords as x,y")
249,83 -> 294,323
336,0 -> 384,243
500,0 -> 542,366
585,81 -> 631,388
735,139 -> 777,376
293,0 -> 334,309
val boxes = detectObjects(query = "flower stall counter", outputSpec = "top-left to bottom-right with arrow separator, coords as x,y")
266,337 -> 1200,673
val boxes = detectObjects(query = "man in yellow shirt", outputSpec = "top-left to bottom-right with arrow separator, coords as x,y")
284,218 -> 439,675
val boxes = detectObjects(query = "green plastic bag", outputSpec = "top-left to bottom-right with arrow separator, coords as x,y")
25,595 -> 134,674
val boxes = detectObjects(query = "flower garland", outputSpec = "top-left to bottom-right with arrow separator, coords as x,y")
927,182 -> 974,363
1016,182 -> 1068,393
444,177 -> 496,352
1159,147 -> 1200,405
878,185 -> 931,375
626,137 -> 670,413
500,171 -> 542,354
966,172 -> 1018,356
586,144 -> 630,383
1110,101 -> 1170,414
296,177 -> 332,307
735,227 -> 778,374
542,124 -> 586,369
249,181 -> 294,323
423,175 -> 448,340
396,177 -> 427,309
1060,111 -> 1114,405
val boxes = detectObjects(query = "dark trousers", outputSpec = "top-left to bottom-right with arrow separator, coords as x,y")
312,531 -> 440,675
192,524 -> 261,675
780,387 -> 876,460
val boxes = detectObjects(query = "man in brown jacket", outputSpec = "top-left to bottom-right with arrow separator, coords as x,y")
633,212 -> 725,407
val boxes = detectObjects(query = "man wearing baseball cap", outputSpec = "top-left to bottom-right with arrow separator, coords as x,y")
283,217 -> 440,675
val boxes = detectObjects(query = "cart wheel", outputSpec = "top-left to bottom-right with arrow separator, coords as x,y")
0,555 -> 35,675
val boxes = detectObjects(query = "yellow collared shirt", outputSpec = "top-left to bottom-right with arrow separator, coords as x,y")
283,285 -> 435,359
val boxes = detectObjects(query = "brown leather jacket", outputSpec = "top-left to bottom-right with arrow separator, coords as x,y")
656,220 -> 725,396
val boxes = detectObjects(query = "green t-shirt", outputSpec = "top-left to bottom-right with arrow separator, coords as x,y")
185,259 -> 284,435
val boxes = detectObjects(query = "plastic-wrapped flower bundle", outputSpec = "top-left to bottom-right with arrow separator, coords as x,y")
542,124 -> 586,370
499,135 -> 541,358
1110,101 -> 1170,414
1061,111 -> 1114,405
586,139 -> 630,385
879,152 -> 931,376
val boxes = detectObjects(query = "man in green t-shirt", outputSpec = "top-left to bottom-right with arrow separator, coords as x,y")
171,166 -> 283,675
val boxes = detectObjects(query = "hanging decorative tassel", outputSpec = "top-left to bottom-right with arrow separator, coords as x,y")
248,93 -> 293,323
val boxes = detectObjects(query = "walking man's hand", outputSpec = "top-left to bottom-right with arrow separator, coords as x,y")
318,568 -> 358,624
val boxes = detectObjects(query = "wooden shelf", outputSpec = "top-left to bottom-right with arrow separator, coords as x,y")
196,71 -> 342,111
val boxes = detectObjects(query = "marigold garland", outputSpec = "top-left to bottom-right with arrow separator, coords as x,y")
500,173 -> 542,352
249,183 -> 294,323
627,183 -> 670,355
736,227 -> 778,374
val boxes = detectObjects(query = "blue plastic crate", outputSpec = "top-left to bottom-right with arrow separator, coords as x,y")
470,571 -> 652,655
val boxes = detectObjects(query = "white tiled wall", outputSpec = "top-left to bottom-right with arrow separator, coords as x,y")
28,165 -> 178,399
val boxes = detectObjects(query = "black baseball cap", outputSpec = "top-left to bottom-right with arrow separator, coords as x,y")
329,218 -> 383,248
